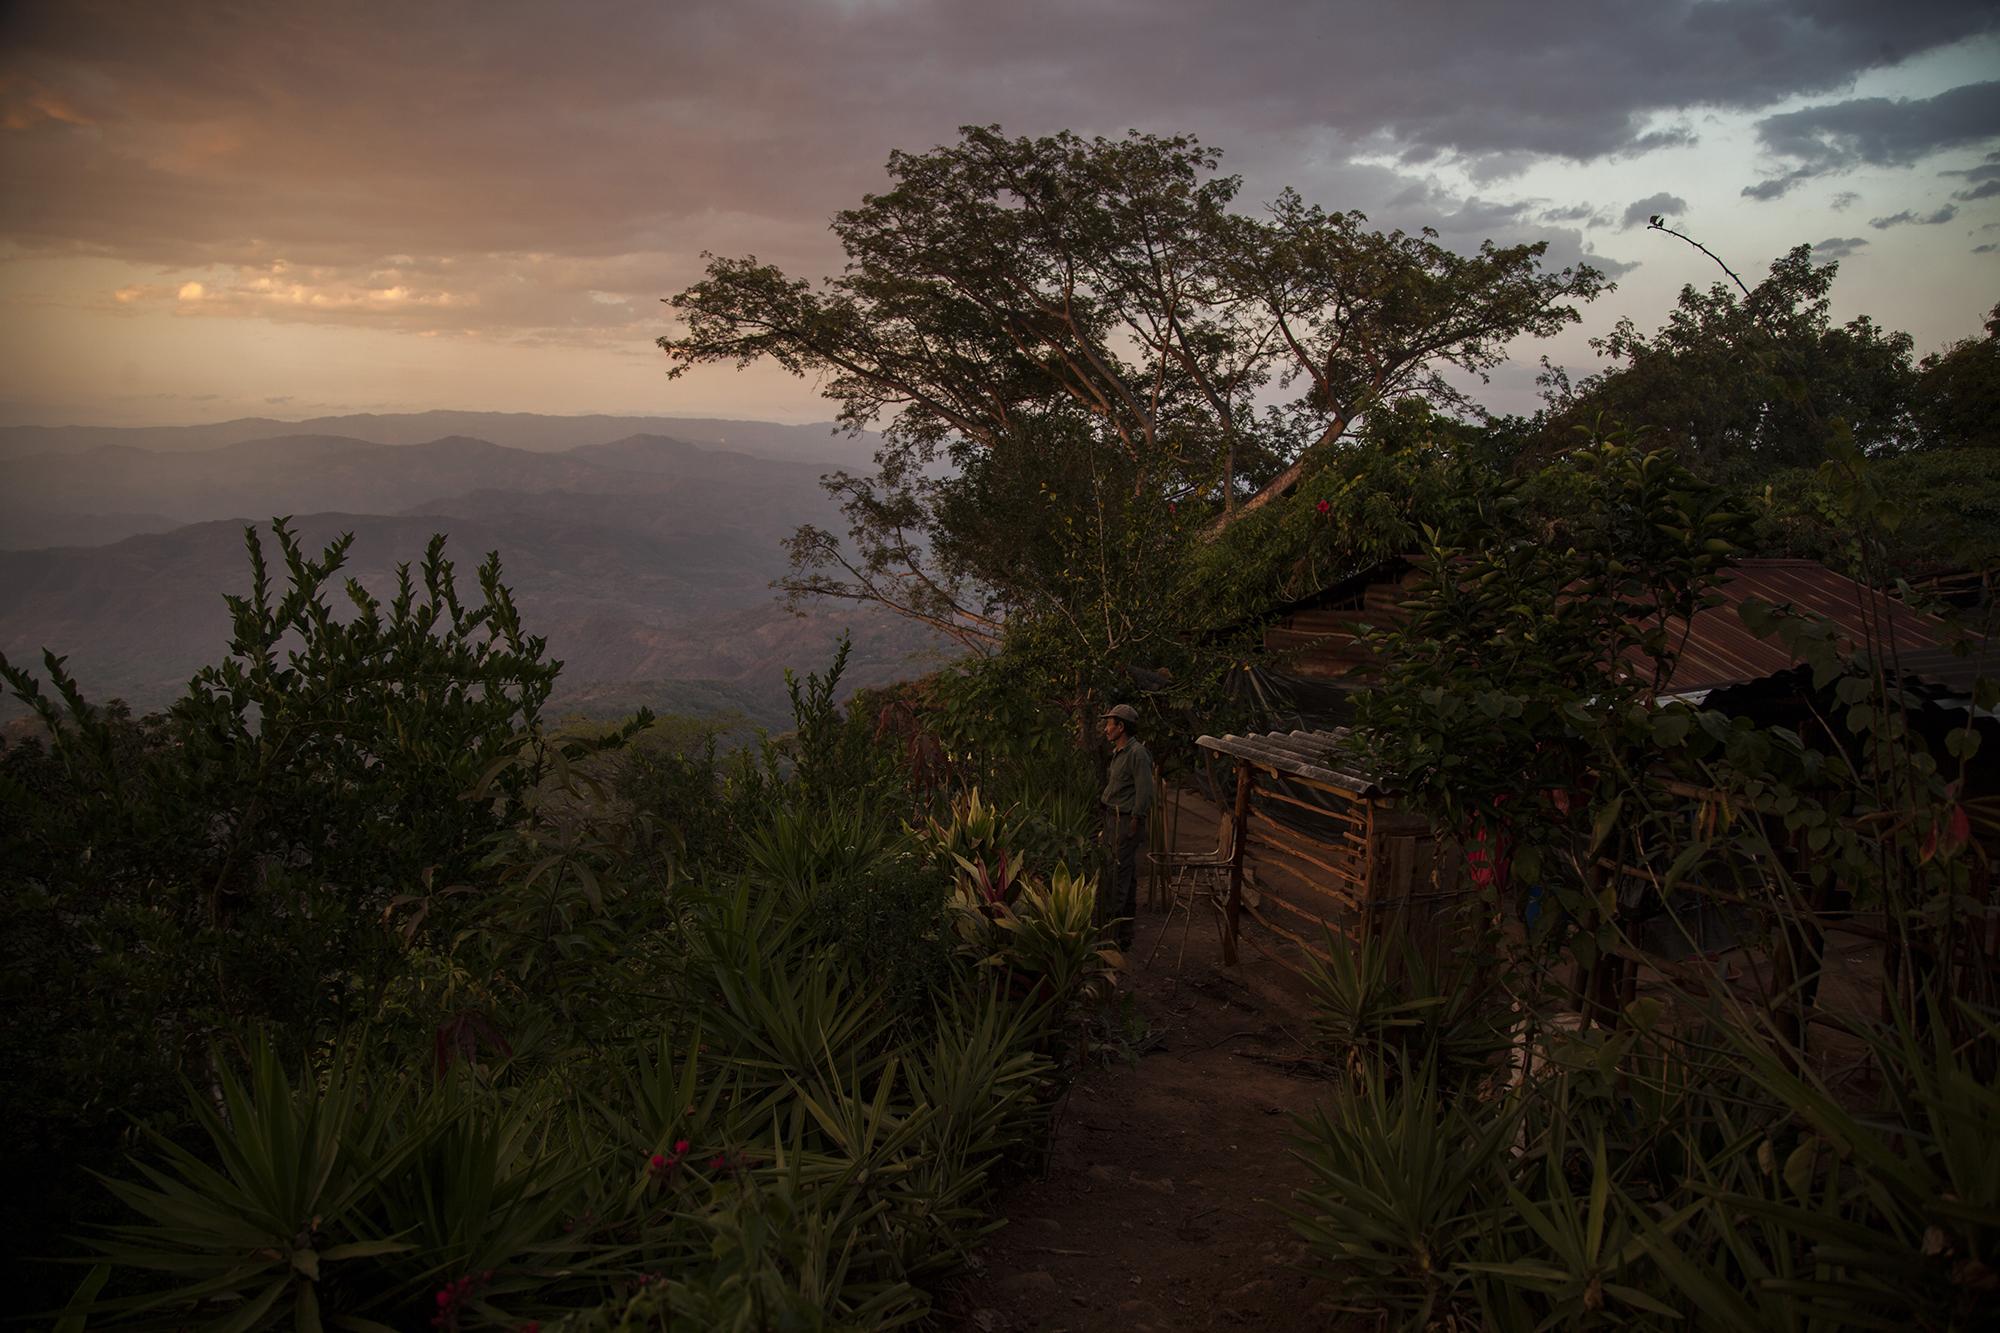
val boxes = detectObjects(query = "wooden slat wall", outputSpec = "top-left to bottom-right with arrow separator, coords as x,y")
1196,727 -> 1466,970
1262,566 -> 1422,680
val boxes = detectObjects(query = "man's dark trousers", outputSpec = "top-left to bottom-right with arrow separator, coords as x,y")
1103,809 -> 1141,950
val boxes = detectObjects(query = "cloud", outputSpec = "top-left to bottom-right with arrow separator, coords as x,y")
1812,236 -> 1869,260
1943,150 -> 2000,178
1956,179 -> 2000,200
1621,193 -> 1686,228
1744,80 -> 2000,198
1,0 -> 1994,348
1869,205 -> 1960,229
1742,176 -> 1807,201
1629,126 -> 1699,154
1829,191 -> 1860,210
1976,243 -> 1998,253
1538,203 -> 1599,224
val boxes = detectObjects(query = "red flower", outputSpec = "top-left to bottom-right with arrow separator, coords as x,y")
649,1153 -> 666,1170
674,1138 -> 690,1156
431,1274 -> 484,1330
1315,499 -> 1330,515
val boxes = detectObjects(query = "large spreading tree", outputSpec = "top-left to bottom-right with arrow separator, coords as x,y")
660,126 -> 1605,660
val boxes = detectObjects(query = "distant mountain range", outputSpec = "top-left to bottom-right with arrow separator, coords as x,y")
1,432 -> 813,539
0,414 -> 941,730
0,410 -> 878,465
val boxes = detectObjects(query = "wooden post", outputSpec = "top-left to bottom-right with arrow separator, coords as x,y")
1148,776 -> 1176,910
1223,760 -> 1255,966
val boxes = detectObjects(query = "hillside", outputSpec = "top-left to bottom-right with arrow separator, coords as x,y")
0,431 -> 946,727
0,432 -> 851,546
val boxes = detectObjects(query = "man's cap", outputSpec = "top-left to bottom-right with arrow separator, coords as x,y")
1101,703 -> 1140,725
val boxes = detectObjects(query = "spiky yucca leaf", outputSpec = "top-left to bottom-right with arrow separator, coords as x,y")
81,1041 -> 415,1331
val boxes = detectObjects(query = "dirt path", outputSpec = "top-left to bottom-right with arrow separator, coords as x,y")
942,800 -> 1354,1333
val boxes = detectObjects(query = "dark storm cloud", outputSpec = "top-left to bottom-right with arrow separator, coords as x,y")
1812,236 -> 1868,259
1945,153 -> 2000,200
1744,80 -> 2000,198
1869,205 -> 1959,228
2,0 -> 1993,338
1621,193 -> 1686,228
1944,153 -> 2000,181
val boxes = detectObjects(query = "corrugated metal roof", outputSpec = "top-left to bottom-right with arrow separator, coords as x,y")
1196,726 -> 1385,796
1627,558 -> 1972,693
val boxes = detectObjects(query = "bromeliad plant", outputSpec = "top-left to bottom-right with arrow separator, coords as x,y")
948,862 -> 1121,1033
920,787 -> 1025,906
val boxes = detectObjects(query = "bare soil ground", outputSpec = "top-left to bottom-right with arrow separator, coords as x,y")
940,796 -> 1356,1333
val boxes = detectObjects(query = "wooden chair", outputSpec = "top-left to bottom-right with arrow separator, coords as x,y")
1146,801 -> 1236,968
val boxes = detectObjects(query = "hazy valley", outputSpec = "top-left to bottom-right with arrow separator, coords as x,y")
0,413 -> 940,729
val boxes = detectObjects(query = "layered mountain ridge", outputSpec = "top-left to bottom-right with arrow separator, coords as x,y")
0,414 -> 936,729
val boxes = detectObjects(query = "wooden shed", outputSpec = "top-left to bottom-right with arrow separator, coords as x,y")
1193,725 -> 1458,969
1260,557 -> 1421,681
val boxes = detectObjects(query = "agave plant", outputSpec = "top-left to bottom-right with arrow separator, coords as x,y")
81,1041 -> 416,1331
1289,1059 -> 1521,1330
1462,1135 -> 1689,1328
1303,924 -> 1508,1089
354,1074 -> 595,1321
902,989 -> 1053,1261
1635,1003 -> 2000,1330
744,798 -> 905,900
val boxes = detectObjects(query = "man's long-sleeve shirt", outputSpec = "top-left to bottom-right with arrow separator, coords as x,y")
1101,740 -> 1154,820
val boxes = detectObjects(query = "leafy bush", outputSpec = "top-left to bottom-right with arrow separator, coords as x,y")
1,523 -> 598,1297
1296,426 -> 2000,1331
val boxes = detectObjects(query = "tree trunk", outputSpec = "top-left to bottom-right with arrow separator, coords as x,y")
1205,415 -> 1349,537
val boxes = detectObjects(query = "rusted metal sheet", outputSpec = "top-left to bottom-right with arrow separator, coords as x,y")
1623,559 -> 1966,693
1263,555 -> 1978,696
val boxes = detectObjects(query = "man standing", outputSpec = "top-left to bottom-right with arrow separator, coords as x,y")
1099,703 -> 1153,951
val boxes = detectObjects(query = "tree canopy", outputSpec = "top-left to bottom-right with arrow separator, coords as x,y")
1912,301 -> 2000,452
661,126 -> 1605,662
1538,245 -> 1921,474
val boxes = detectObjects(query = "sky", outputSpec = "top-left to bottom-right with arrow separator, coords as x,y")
1,0 -> 1997,429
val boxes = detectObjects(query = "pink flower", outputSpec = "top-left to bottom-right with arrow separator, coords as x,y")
649,1153 -> 666,1170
